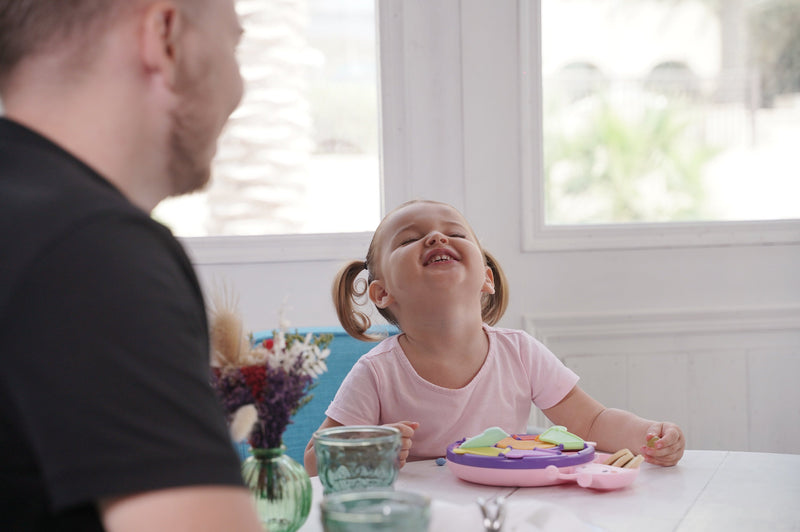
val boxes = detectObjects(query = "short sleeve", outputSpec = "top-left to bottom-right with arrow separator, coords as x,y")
325,357 -> 382,426
3,216 -> 242,510
520,333 -> 579,410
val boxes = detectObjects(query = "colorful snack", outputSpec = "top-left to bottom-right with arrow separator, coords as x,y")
624,454 -> 645,469
604,448 -> 634,467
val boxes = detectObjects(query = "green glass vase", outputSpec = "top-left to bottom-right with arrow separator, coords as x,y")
241,446 -> 312,532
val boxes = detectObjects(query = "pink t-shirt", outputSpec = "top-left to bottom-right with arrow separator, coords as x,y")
325,325 -> 579,459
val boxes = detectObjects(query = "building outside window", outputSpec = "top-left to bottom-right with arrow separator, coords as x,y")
542,0 -> 800,226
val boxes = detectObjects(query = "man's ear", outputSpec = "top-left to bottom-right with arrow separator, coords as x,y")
481,265 -> 495,295
141,2 -> 182,88
368,280 -> 395,309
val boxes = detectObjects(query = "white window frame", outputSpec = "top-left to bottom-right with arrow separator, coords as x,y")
519,0 -> 800,252
179,232 -> 374,265
181,1 -> 394,266
178,0 -> 800,266
182,0 -> 466,266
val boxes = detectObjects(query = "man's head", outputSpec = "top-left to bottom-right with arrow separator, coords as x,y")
0,0 -> 244,206
153,0 -> 245,197
0,1 -> 126,91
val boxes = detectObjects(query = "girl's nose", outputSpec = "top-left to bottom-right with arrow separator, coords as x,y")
425,232 -> 448,246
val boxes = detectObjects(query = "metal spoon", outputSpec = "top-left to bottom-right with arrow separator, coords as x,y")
477,495 -> 507,531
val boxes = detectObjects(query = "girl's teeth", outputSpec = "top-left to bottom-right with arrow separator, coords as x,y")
428,255 -> 451,264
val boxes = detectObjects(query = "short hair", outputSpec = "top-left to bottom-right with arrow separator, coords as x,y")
0,0 -> 207,90
0,1 -> 117,85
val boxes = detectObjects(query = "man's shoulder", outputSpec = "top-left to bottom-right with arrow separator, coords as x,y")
0,127 -> 182,313
0,125 -> 137,222
1,119 -> 165,240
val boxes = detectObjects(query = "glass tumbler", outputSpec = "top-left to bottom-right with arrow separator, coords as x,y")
320,490 -> 430,532
313,425 -> 402,494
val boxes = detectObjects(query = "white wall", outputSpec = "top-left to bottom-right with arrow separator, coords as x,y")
186,0 -> 800,453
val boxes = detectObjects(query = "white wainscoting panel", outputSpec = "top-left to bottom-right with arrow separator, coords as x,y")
524,307 -> 800,454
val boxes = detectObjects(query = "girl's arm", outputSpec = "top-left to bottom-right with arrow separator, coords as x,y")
542,386 -> 684,466
303,417 -> 343,476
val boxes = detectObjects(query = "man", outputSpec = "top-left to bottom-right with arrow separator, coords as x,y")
0,1 -> 263,530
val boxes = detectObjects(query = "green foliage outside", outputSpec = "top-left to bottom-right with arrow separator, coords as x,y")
544,92 -> 719,224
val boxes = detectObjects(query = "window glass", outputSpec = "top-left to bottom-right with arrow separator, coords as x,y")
153,0 -> 381,236
542,0 -> 800,225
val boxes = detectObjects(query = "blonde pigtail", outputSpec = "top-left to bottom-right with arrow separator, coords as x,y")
332,260 -> 380,342
481,250 -> 509,326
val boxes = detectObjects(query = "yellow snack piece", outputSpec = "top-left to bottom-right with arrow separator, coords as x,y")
453,446 -> 509,457
625,455 -> 645,469
611,450 -> 635,467
604,448 -> 633,466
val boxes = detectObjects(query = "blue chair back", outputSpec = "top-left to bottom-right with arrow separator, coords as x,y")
240,325 -> 397,464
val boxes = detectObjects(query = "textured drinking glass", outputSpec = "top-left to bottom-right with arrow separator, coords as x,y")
320,490 -> 430,532
313,426 -> 402,494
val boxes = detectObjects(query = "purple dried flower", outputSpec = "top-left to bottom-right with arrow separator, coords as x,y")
210,329 -> 331,449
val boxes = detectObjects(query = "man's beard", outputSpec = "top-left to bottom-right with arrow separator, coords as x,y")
166,103 -> 214,198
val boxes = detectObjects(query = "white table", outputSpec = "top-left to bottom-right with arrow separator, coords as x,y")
299,450 -> 800,531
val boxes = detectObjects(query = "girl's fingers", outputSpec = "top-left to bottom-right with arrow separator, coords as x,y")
643,435 -> 684,466
400,436 -> 413,454
640,421 -> 684,466
392,421 -> 418,469
389,420 -> 420,438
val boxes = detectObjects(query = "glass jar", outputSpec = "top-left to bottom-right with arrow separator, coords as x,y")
320,490 -> 431,532
313,425 -> 402,495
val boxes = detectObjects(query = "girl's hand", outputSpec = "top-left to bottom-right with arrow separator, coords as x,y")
386,420 -> 420,468
641,422 -> 684,466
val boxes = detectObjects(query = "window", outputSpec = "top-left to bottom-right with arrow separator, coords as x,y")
153,0 -> 381,237
538,0 -> 800,228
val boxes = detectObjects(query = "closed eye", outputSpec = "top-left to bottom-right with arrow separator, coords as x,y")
400,237 -> 420,246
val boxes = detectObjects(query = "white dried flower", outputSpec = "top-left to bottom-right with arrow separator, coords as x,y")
230,404 -> 257,442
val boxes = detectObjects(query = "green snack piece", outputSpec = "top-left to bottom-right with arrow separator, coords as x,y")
539,425 -> 585,451
460,427 -> 510,449
647,435 -> 660,448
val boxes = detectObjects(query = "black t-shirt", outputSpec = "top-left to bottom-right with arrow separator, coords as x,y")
0,118 -> 243,530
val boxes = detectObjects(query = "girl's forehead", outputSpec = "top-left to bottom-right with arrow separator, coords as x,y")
383,202 -> 468,231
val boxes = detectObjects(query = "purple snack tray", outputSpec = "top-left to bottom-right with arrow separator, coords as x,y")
446,438 -> 595,470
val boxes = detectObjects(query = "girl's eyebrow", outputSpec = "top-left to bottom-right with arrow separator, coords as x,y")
402,218 -> 466,230
389,225 -> 418,246
392,220 -> 468,237
394,223 -> 432,237
393,223 -> 418,234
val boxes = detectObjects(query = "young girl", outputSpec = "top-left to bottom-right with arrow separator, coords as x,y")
304,199 -> 684,474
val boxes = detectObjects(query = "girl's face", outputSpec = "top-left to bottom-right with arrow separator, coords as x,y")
368,201 -> 494,312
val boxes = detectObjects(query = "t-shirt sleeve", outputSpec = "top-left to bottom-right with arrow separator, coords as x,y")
325,357 -> 382,426
523,334 -> 580,410
6,216 -> 243,510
